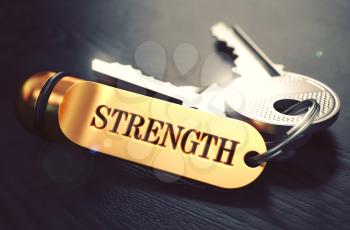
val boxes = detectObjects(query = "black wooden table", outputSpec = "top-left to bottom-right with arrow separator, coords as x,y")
1,0 -> 349,229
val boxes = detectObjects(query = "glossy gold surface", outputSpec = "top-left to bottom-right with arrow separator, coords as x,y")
59,82 -> 266,188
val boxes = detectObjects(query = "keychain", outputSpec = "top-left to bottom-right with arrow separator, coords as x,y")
17,71 -> 319,189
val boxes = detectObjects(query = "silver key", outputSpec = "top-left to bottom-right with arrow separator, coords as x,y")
92,59 -> 201,107
210,22 -> 340,135
92,59 -> 232,116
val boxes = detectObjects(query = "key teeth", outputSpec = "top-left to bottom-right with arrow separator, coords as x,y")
115,62 -> 159,82
93,58 -> 203,105
124,64 -> 144,77
211,22 -> 244,75
211,22 -> 284,77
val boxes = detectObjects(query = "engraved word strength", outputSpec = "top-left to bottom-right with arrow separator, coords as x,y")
90,105 -> 240,166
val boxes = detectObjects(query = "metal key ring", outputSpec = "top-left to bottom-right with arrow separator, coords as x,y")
247,99 -> 320,166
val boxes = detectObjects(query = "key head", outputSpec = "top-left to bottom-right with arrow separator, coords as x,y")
225,72 -> 340,135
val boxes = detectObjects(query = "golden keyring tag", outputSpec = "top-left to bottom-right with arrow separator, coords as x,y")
17,72 -> 266,188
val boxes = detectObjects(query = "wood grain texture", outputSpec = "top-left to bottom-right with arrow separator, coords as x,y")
1,0 -> 349,229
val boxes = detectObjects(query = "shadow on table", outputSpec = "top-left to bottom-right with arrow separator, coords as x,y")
34,129 -> 337,209
261,130 -> 338,189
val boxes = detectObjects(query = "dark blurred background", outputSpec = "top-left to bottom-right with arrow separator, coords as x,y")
1,0 -> 350,229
